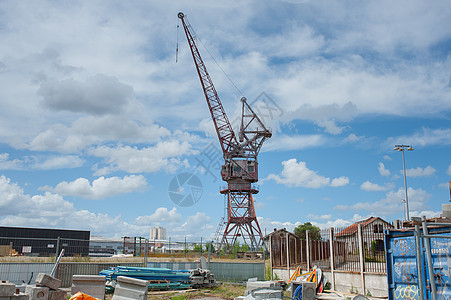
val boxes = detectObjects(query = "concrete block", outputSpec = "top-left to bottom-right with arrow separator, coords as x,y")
25,286 -> 49,300
36,274 -> 61,291
111,276 -> 148,300
245,281 -> 281,295
10,292 -> 28,300
0,281 -> 15,297
48,290 -> 66,300
71,275 -> 105,300
251,288 -> 282,299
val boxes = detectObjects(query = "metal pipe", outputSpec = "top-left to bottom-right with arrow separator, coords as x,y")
51,248 -> 64,277
414,225 -> 425,300
401,148 -> 410,220
422,216 -> 437,300
357,224 -> 366,294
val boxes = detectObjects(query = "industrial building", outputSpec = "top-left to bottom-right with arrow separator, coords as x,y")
0,226 -> 90,256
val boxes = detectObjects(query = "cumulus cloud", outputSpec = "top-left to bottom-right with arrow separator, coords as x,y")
331,176 -> 350,187
134,207 -> 182,226
378,162 -> 390,176
406,165 -> 436,177
25,116 -> 171,153
40,175 -> 148,199
266,159 -> 349,188
0,175 -> 214,238
89,141 -> 193,175
360,181 -> 393,192
336,187 -> 431,216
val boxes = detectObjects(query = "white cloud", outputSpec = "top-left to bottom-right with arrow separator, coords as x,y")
135,207 -> 182,226
306,214 -> 332,220
344,133 -> 363,142
255,201 -> 266,210
447,163 -> 451,176
409,210 -> 441,219
0,153 -> 84,170
383,155 -> 391,161
330,176 -> 350,187
267,159 -> 348,188
336,187 -> 431,216
89,141 -> 194,175
360,181 -> 392,192
406,165 -> 436,177
386,128 -> 451,149
315,119 -> 346,135
264,134 -> 325,152
378,162 -> 390,176
40,175 -> 148,200
33,155 -> 84,170
179,212 -> 213,235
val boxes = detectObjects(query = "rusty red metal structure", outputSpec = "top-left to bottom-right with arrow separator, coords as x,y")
178,12 -> 271,251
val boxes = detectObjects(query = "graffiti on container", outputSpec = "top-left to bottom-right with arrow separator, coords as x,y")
397,239 -> 410,256
394,261 -> 415,283
394,285 -> 418,300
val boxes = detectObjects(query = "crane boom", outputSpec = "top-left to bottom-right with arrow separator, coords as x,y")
178,12 -> 238,157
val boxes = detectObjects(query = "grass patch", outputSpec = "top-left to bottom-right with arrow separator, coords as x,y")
146,283 -> 246,300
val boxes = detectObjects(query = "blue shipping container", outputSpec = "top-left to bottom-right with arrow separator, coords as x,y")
385,226 -> 451,300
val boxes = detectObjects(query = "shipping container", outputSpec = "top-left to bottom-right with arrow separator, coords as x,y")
385,226 -> 451,300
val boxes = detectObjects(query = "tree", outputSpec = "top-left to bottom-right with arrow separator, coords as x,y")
205,242 -> 215,253
294,222 -> 321,240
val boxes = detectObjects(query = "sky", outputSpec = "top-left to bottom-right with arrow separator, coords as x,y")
0,0 -> 451,241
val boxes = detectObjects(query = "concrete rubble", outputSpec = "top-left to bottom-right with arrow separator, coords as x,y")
189,268 -> 217,288
0,274 -> 67,300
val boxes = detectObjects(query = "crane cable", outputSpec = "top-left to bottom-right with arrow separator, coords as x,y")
177,15 -> 244,97
176,18 -> 180,63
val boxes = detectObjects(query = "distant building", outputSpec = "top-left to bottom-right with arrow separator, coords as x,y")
0,226 -> 90,256
89,237 -> 124,257
335,216 -> 393,253
150,226 -> 166,240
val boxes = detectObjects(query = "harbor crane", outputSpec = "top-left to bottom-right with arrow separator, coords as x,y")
178,12 -> 271,251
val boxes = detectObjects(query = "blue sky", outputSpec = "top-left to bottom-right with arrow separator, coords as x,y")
0,0 -> 450,240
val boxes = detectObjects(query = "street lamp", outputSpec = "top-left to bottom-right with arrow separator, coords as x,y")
394,144 -> 414,221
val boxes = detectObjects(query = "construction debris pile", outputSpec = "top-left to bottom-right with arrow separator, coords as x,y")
0,273 -> 67,300
189,268 -> 217,288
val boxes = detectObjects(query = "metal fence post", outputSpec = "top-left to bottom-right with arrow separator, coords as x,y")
55,236 -> 61,261
143,239 -> 148,267
269,233 -> 273,280
329,227 -> 335,291
422,216 -> 437,300
286,232 -> 290,276
306,230 -> 310,271
357,224 -> 366,294
414,225 -> 425,300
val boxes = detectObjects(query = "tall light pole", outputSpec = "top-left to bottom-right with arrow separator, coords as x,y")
394,144 -> 414,221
